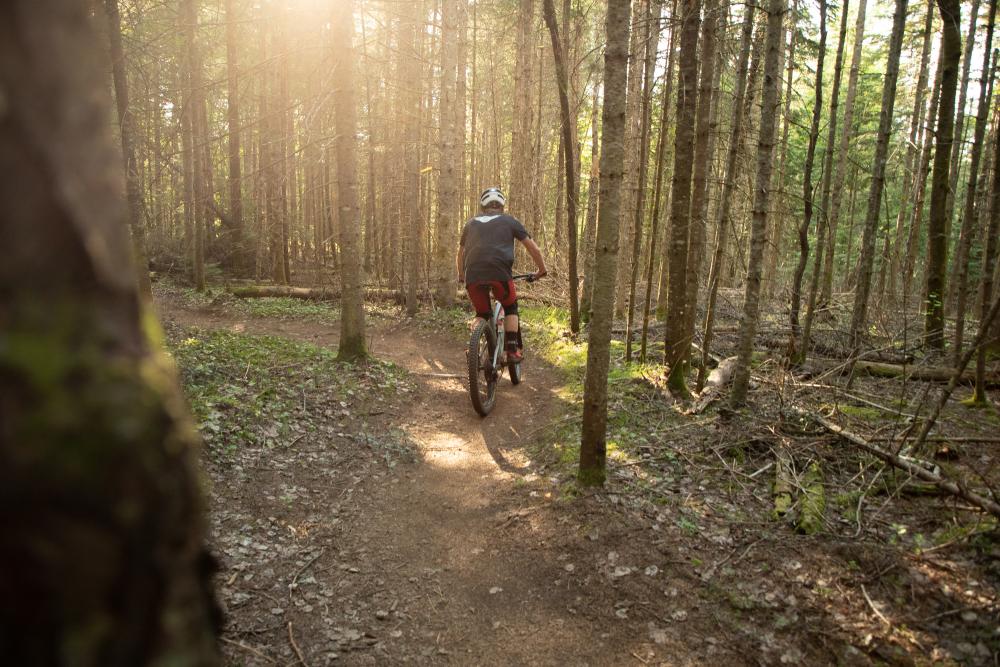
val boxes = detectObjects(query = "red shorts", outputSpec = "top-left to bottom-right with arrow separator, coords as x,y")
466,280 -> 517,315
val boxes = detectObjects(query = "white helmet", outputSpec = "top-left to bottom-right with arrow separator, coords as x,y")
480,187 -> 506,208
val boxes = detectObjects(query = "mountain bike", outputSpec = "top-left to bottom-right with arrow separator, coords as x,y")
466,274 -> 537,416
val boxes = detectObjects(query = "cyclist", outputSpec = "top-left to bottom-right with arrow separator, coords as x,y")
457,187 -> 547,362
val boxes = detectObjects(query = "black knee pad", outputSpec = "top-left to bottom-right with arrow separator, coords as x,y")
504,301 -> 519,316
476,312 -> 491,320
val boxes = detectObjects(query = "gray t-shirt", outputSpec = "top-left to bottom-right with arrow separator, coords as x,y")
460,214 -> 530,283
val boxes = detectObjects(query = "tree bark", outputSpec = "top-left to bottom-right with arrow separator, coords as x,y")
105,0 -> 153,299
848,0 -> 910,351
224,0 -> 246,275
924,0 -> 963,350
0,0 -> 221,660
580,82 -> 602,322
663,0 -> 702,397
542,0 -> 580,333
953,0 -> 997,364
730,0 -> 786,406
579,0 -> 631,487
788,0 -> 827,362
331,0 -> 367,360
698,1 -> 755,390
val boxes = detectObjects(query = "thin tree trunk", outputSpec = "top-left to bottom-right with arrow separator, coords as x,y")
973,95 -> 1000,402
682,0 -> 719,366
663,0 -> 702,397
641,1 -> 680,362
801,0 -> 851,361
848,0 -> 910,351
580,82 -> 602,322
924,0 -> 963,350
224,0 -> 246,275
888,0 -> 935,302
730,0 -> 786,406
579,0 -> 631,487
105,0 -> 152,299
698,1 -> 754,390
625,0 -> 662,359
542,0 -> 580,332
331,0 -> 367,359
787,0 -> 827,362
954,7 -> 998,363
822,0 -> 869,305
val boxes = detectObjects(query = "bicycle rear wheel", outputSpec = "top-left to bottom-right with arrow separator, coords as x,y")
467,319 -> 498,416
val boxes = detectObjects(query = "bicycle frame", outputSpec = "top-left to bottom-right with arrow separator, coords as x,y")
491,301 -> 506,371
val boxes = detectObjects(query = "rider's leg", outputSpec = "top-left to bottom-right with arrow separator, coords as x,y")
466,283 -> 492,330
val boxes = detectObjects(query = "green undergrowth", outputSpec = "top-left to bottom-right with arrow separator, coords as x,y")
165,323 -> 415,464
513,306 -> 686,485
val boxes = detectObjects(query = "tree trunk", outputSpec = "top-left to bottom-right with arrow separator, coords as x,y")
105,0 -> 153,299
698,1 -> 755,390
924,0 -> 963,350
224,0 -> 246,275
801,0 -> 851,361
848,0 -> 910,351
787,0 -> 827,362
888,0 -> 935,302
180,0 -> 205,291
663,0 -> 702,397
331,0 -> 367,360
0,0 -> 221,660
580,82 -> 602,322
435,0 -> 462,306
730,0 -> 786,406
974,107 -> 1000,402
542,0 -> 580,333
579,0 -> 630,487
822,0 -> 869,305
682,0 -> 720,366
641,1 -> 680,362
953,0 -> 997,364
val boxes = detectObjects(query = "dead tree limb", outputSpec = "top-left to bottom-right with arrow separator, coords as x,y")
791,406 -> 1000,518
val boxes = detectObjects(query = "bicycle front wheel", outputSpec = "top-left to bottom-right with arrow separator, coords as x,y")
467,319 -> 498,416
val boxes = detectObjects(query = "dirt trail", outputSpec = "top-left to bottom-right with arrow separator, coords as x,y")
160,301 -> 712,666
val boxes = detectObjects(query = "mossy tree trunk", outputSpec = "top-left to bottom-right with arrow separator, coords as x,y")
0,0 -> 220,662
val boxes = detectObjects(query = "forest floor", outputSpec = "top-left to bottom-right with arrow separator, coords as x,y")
156,280 -> 1000,666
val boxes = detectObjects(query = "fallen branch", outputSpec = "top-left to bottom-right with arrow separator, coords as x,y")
791,406 -> 1000,518
803,358 -> 1000,386
690,356 -> 737,414
288,622 -> 309,667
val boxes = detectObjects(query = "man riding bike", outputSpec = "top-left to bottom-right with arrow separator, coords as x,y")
456,187 -> 547,362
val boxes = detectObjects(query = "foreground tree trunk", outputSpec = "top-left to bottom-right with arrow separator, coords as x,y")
0,0 -> 220,661
331,0 -> 367,360
924,0 -> 963,350
848,0 -> 910,351
579,0 -> 631,487
730,0 -> 786,406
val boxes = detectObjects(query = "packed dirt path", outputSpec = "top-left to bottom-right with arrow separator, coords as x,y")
159,297 -> 726,666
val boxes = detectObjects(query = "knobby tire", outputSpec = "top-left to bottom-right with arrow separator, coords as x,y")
468,318 -> 498,416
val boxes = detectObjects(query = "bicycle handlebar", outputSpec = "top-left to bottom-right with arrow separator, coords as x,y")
512,272 -> 546,283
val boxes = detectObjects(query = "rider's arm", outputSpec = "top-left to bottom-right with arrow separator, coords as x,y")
520,237 -> 548,278
456,246 -> 465,283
